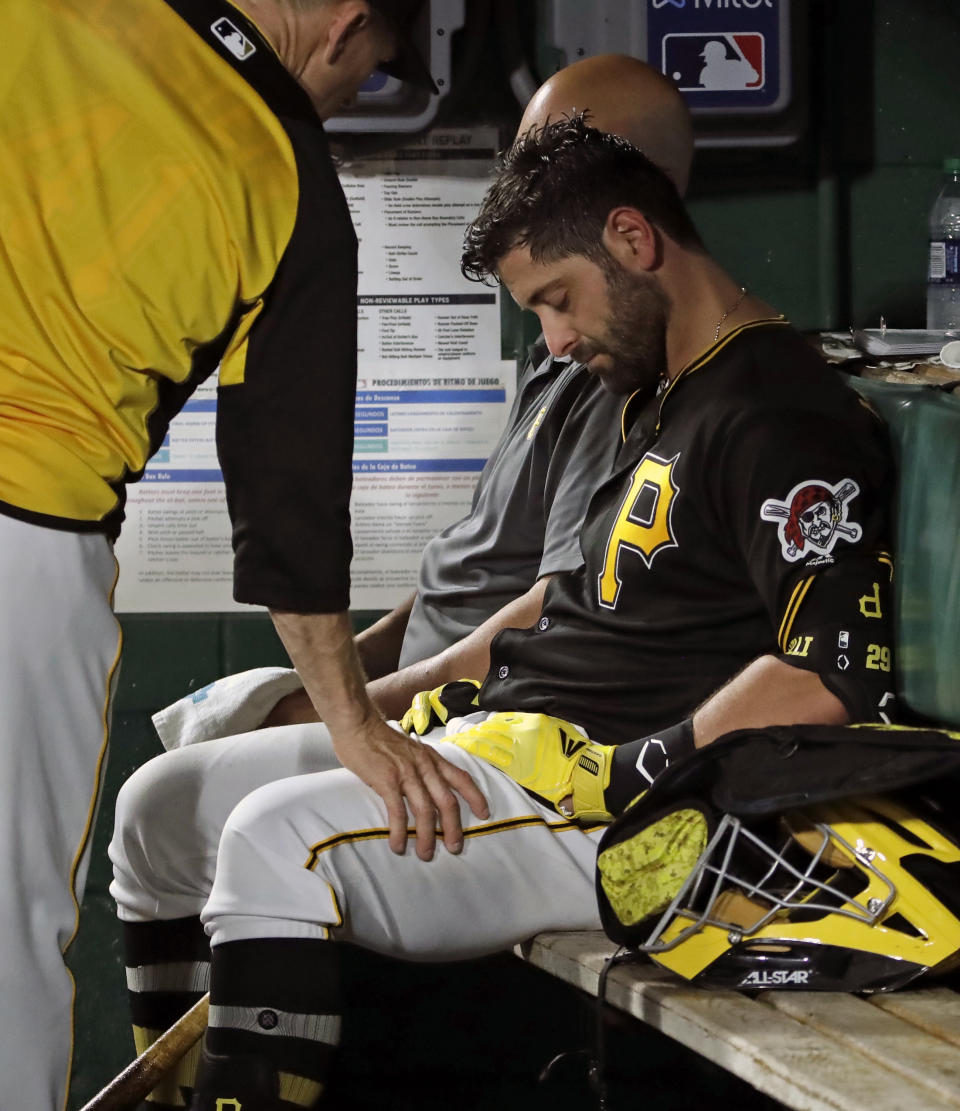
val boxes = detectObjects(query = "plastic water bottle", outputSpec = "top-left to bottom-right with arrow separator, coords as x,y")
927,157 -> 960,330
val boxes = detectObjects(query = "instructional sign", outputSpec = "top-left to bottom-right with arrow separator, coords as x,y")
114,128 -> 512,613
350,362 -> 515,609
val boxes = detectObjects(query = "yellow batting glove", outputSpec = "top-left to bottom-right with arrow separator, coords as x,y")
399,679 -> 482,736
449,711 -> 615,822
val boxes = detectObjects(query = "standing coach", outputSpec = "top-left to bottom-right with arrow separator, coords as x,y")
0,1 -> 486,1106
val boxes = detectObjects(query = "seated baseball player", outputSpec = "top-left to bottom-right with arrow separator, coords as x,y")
110,116 -> 896,1110
255,52 -> 695,728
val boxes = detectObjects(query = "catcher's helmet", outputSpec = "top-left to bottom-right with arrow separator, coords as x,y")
623,787 -> 960,992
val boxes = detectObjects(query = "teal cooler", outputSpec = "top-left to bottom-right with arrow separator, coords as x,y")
847,375 -> 960,727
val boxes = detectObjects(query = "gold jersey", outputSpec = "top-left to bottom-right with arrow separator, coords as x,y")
0,0 -> 359,611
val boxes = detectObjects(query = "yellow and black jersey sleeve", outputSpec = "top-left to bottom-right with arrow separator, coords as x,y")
0,0 -> 357,612
776,551 -> 897,723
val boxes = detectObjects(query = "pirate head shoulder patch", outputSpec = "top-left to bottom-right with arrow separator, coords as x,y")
761,478 -> 862,563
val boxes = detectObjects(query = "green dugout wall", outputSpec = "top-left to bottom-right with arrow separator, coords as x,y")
67,1 -> 960,1105
848,377 -> 960,729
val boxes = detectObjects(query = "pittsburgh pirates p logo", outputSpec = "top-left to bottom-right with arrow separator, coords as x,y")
598,452 -> 680,609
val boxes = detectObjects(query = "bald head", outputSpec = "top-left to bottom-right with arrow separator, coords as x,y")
518,54 -> 694,196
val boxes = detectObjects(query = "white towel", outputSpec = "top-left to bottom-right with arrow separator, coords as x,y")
152,667 -> 305,750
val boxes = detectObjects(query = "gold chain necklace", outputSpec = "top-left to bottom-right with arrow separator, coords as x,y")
714,286 -> 747,342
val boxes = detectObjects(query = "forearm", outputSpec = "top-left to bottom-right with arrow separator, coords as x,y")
260,594 -> 418,727
691,654 -> 848,745
367,577 -> 552,720
269,609 -> 380,739
605,655 -> 848,814
260,686 -> 317,727
354,593 -> 416,681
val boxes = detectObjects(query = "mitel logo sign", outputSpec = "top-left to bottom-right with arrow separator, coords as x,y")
653,1 -> 775,7
663,31 -> 765,91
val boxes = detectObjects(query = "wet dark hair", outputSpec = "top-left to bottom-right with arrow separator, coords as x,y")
461,112 -> 702,285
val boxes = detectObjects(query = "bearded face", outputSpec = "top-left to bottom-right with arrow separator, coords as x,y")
496,243 -> 672,397
571,260 -> 671,396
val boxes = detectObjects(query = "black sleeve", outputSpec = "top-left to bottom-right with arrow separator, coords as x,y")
606,719 -> 696,814
713,390 -> 896,722
777,552 -> 897,723
217,118 -> 358,613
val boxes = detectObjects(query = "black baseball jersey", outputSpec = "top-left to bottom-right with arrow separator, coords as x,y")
400,341 -> 623,665
480,321 -> 896,742
0,0 -> 357,613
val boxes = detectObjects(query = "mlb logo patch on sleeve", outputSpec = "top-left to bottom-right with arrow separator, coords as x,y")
211,18 -> 257,61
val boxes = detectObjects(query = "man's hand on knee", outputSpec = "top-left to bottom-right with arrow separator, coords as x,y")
331,717 -> 490,861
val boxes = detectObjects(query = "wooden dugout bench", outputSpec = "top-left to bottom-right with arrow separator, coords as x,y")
515,932 -> 960,1111
514,372 -> 960,1111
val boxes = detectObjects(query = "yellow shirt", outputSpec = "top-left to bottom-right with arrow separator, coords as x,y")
0,0 -> 358,611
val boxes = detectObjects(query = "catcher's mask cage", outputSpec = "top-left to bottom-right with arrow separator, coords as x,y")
624,791 -> 960,993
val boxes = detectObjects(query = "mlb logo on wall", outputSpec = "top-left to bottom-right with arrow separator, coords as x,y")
663,32 -> 765,92
211,17 -> 257,60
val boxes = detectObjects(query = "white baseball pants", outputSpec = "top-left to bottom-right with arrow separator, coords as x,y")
110,720 -> 604,959
0,514 -> 120,1111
